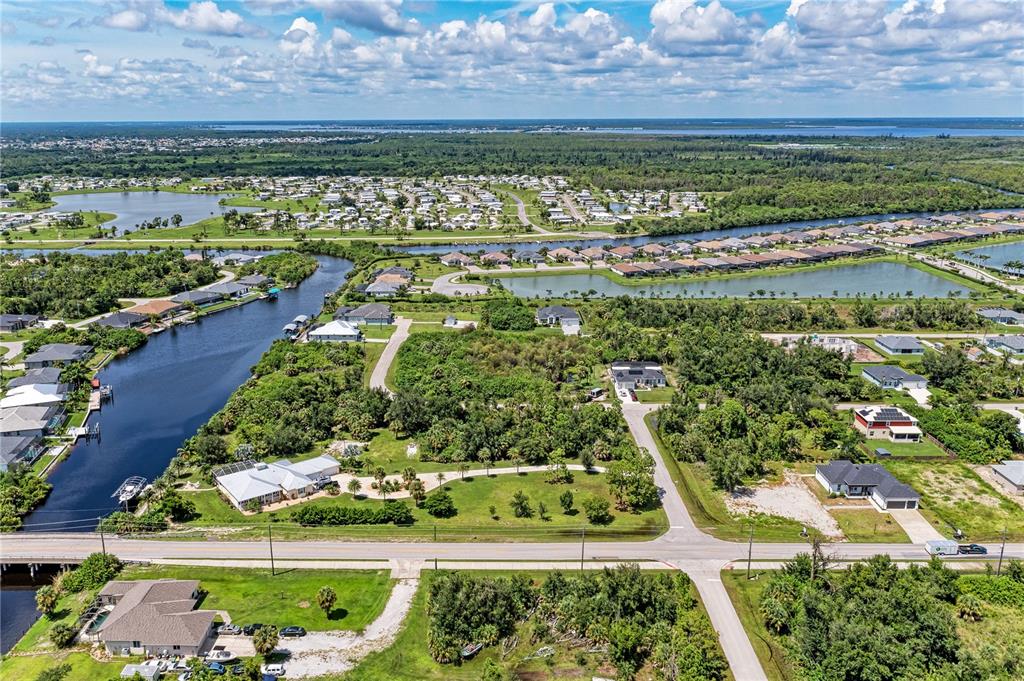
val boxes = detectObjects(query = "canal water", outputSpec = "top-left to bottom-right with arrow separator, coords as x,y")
494,262 -> 971,299
52,191 -> 257,232
957,240 -> 1024,272
394,209 -> 1022,256
22,255 -> 352,532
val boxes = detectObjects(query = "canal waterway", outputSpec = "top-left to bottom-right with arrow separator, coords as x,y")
956,240 -> 1024,272
494,261 -> 971,299
52,191 -> 257,232
21,254 -> 352,532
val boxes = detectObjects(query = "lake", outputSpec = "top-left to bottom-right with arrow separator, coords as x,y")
52,191 -> 257,232
957,241 -> 1024,272
494,262 -> 971,299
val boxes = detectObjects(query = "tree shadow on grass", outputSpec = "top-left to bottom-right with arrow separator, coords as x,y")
326,607 -> 349,622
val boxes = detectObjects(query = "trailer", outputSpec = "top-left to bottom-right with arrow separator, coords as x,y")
925,539 -> 959,556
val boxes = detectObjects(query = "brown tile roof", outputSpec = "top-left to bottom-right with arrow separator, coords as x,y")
98,580 -> 214,649
129,300 -> 182,316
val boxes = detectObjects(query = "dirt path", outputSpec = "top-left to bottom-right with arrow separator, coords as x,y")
276,578 -> 418,678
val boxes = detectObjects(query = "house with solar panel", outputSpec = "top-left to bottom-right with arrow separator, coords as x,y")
852,405 -> 923,442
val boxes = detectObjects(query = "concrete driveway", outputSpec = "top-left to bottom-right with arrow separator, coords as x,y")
888,509 -> 944,544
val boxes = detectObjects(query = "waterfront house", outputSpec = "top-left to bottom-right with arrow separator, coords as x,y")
215,456 -> 340,510
94,580 -> 216,657
607,245 -> 637,260
342,303 -> 394,326
308,320 -> 362,343
0,405 -> 64,439
875,335 -> 924,355
171,290 -> 222,307
0,434 -> 45,472
536,305 -> 581,326
815,460 -> 920,510
97,311 -> 148,329
205,282 -> 249,299
655,260 -> 686,274
129,300 -> 183,318
610,262 -> 643,277
512,250 -> 544,265
237,274 -> 270,288
610,361 -> 667,391
439,252 -> 474,267
852,405 -> 923,442
579,247 -> 607,261
0,314 -> 41,332
641,243 -> 668,257
0,383 -> 68,409
674,258 -> 709,272
23,343 -> 92,369
978,307 -> 1024,326
547,247 -> 582,262
480,251 -> 511,266
634,262 -> 665,275
365,281 -> 401,297
861,365 -> 928,391
6,367 -> 62,389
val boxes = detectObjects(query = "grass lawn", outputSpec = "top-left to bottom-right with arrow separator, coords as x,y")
885,460 -> 1024,541
721,571 -> 796,681
0,652 -> 140,681
117,564 -> 394,632
361,325 -> 396,340
645,414 -> 810,542
362,343 -> 385,386
830,508 -> 910,542
183,470 -> 668,541
634,386 -> 675,404
864,438 -> 948,458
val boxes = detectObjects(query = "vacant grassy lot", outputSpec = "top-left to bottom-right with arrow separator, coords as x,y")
116,565 -> 394,631
864,438 -> 948,458
830,508 -> 910,543
885,460 -> 1024,541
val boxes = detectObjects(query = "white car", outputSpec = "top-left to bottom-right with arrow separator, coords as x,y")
262,663 -> 286,676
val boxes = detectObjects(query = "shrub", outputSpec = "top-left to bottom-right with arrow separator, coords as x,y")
292,501 -> 414,526
59,553 -> 121,594
422,489 -> 457,518
49,623 -> 77,648
581,496 -> 612,525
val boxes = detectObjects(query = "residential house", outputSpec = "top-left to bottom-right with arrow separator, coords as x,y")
853,405 -> 923,442
610,262 -> 643,277
237,274 -> 270,288
97,311 -> 148,329
342,303 -> 394,326
815,460 -> 920,510
0,314 -> 41,332
215,456 -> 340,510
987,336 -> 1024,355
439,252 -> 474,267
640,243 -> 668,258
512,250 -> 544,265
23,343 -> 92,369
0,405 -> 64,440
6,367 -> 62,389
547,247 -> 582,262
978,307 -> 1024,326
535,305 -> 581,326
171,290 -> 222,307
308,320 -> 362,343
610,361 -> 667,391
991,460 -> 1024,494
861,365 -> 928,390
365,281 -> 401,297
0,383 -> 68,409
480,251 -> 511,266
0,434 -> 45,472
606,245 -> 636,260
94,580 -> 216,657
128,300 -> 183,319
204,282 -> 249,299
579,247 -> 607,261
875,335 -> 924,355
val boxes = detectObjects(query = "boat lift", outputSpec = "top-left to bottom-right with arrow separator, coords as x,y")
112,476 -> 147,510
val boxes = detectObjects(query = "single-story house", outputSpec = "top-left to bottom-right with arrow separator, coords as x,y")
606,245 -> 636,260
0,314 -> 41,332
853,405 -> 923,442
535,305 -> 580,326
171,290 -> 222,306
97,311 -> 148,329
480,251 -> 511,265
0,405 -> 64,439
547,247 -> 582,262
204,282 -> 249,299
875,335 -> 924,355
512,250 -> 544,264
610,361 -> 667,391
991,460 -> 1024,493
215,456 -> 340,510
815,460 -> 920,510
439,252 -> 474,267
0,383 -> 68,409
7,367 -> 62,389
236,274 -> 270,288
861,365 -> 928,391
0,434 -> 45,472
94,580 -> 216,657
610,262 -> 643,277
308,320 -> 362,343
579,247 -> 607,261
988,336 -> 1024,355
128,300 -> 183,318
977,307 -> 1024,326
342,303 -> 394,326
23,343 -> 92,369
365,281 -> 401,297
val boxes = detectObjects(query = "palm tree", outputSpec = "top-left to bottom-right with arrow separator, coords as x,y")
347,478 -> 362,496
458,462 -> 470,480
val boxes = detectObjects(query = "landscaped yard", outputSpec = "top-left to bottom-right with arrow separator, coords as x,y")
117,565 -> 394,632
634,386 -> 675,403
830,508 -> 910,542
885,460 -> 1024,541
182,470 -> 668,541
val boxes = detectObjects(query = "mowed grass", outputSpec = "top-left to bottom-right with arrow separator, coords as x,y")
0,652 -> 140,681
183,470 -> 667,541
864,438 -> 948,458
117,564 -> 395,632
830,509 -> 910,543
885,460 -> 1024,541
720,571 -> 796,681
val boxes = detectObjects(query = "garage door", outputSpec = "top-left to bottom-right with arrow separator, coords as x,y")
887,500 -> 907,509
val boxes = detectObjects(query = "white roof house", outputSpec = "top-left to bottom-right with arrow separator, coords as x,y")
308,320 -> 362,343
0,383 -> 67,409
215,456 -> 340,510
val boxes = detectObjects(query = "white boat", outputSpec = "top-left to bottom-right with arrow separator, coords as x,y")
112,476 -> 147,504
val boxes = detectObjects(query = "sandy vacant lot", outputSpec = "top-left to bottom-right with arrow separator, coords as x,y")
725,470 -> 843,539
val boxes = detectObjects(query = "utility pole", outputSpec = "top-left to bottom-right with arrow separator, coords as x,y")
747,523 -> 754,580
997,527 -> 1007,576
268,521 -> 275,577
580,526 -> 586,572
99,521 -> 106,557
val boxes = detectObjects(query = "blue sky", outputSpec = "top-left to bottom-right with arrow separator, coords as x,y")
1,1 -> 1021,121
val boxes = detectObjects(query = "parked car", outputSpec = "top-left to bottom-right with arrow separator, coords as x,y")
206,650 -> 237,663
242,623 -> 265,636
217,623 -> 242,635
262,663 -> 286,676
628,389 -> 637,401
231,664 -> 247,676
958,544 -> 988,555
177,673 -> 192,681
205,661 -> 227,675
279,626 -> 306,638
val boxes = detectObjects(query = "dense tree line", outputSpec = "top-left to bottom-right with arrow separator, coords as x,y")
759,553 -> 1024,680
237,252 -> 318,286
910,401 -> 1022,464
22,323 -> 146,355
427,565 -> 727,680
0,250 -> 218,318
0,469 -> 52,531
291,501 -> 414,526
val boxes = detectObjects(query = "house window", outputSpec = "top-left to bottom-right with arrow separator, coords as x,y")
132,640 -> 141,648
173,645 -> 181,651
